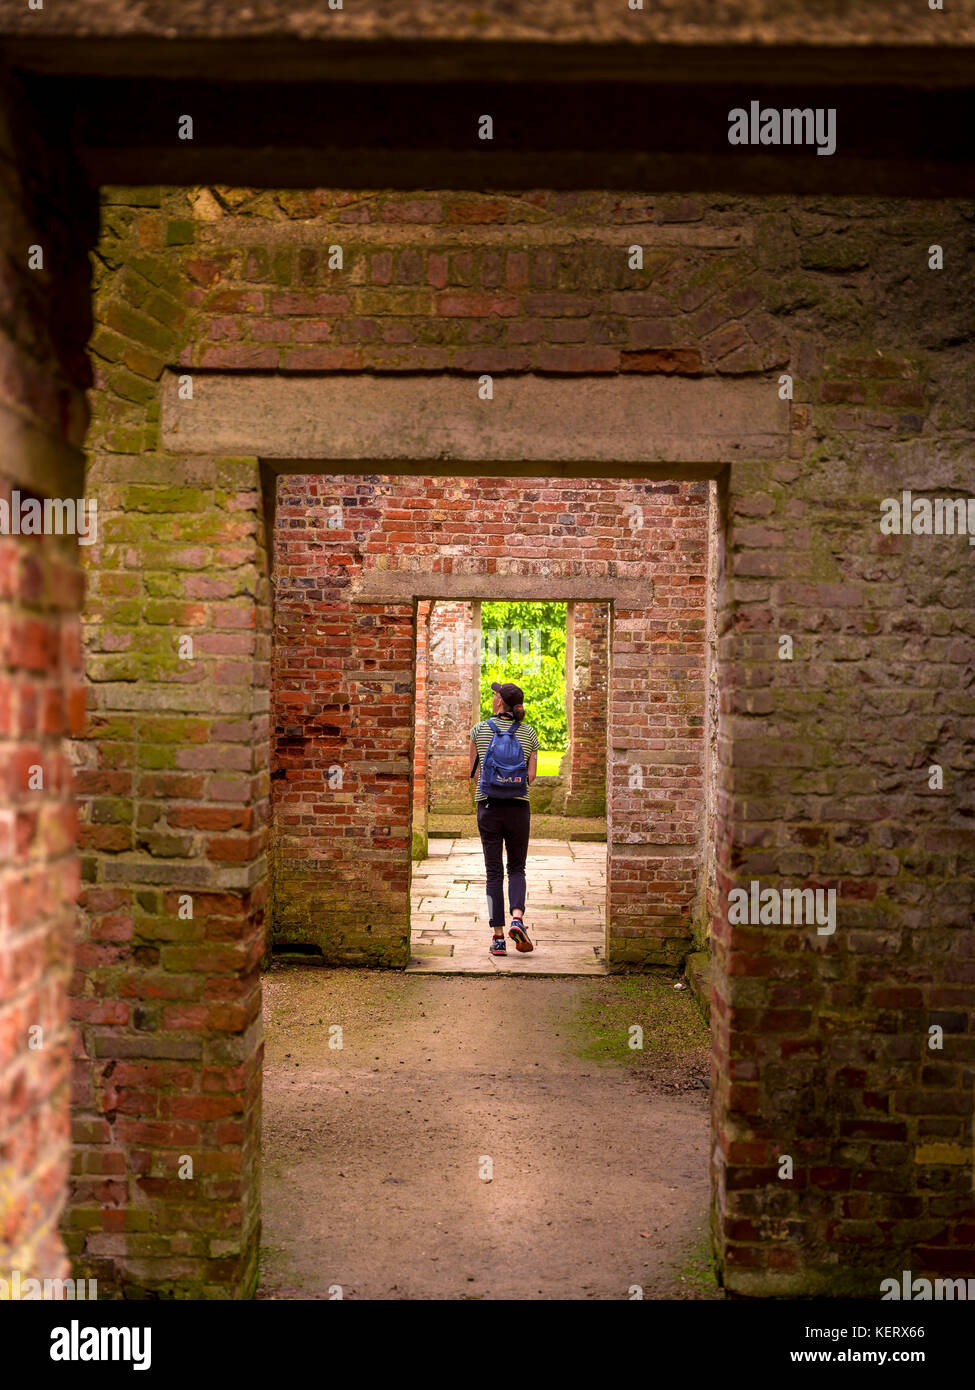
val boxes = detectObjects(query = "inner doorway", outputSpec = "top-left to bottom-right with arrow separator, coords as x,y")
407,597 -> 611,975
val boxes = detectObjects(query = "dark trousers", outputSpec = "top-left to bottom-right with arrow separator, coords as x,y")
476,798 -> 530,929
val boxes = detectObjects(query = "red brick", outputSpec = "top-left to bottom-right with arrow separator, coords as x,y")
620,348 -> 703,374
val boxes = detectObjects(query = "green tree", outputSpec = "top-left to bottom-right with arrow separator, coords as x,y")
479,601 -> 567,749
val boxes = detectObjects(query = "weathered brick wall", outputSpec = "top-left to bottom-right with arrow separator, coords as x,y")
72,453 -> 269,1297
0,81 -> 95,1286
702,480 -> 720,943
271,484 -> 416,964
412,599 -> 430,857
5,1 -> 970,48
710,210 -> 975,1294
75,189 -> 270,1294
560,601 -> 609,816
427,601 -> 477,814
137,187 -> 791,380
82,184 -> 975,1294
0,507 -> 83,1286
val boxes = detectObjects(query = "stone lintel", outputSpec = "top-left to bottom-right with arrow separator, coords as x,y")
352,572 -> 654,606
161,372 -> 788,466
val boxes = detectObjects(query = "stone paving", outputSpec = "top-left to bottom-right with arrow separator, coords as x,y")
408,836 -> 607,975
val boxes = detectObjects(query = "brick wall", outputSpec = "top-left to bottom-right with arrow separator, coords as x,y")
80,184 -> 975,1294
0,507 -> 83,1286
709,211 -> 975,1293
137,189 -> 793,380
702,480 -> 720,943
0,80 -> 95,1286
427,601 -> 477,814
72,177 -> 275,1293
560,601 -> 609,816
71,448 -> 269,1297
271,475 -> 707,965
412,599 -> 430,857
76,206 -> 271,1294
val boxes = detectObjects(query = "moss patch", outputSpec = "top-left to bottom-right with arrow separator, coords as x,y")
676,1230 -> 721,1297
564,973 -> 709,1091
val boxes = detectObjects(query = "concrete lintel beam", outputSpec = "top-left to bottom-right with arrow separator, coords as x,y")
161,372 -> 787,466
353,572 -> 654,606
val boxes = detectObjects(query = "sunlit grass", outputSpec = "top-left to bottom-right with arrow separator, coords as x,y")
536,749 -> 564,776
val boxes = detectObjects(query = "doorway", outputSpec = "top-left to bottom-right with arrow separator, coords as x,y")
408,598 -> 611,974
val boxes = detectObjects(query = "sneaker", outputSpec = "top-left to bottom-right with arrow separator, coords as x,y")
490,934 -> 507,957
508,920 -> 533,952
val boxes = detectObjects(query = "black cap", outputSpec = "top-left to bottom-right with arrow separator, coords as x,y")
491,681 -> 525,709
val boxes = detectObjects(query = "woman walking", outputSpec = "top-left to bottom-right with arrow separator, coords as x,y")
469,681 -> 540,958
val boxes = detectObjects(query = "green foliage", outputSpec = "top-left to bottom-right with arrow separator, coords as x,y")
479,601 -> 567,749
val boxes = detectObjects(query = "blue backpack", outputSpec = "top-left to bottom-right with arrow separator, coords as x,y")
480,719 -> 528,798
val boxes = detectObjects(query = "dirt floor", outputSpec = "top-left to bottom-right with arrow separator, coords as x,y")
259,966 -> 719,1301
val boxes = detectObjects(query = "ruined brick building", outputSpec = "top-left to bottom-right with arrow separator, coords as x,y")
0,1 -> 973,1302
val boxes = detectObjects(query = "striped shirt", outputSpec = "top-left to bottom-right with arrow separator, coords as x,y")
470,716 -> 539,803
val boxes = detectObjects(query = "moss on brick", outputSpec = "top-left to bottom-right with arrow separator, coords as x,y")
799,237 -> 871,272
91,597 -> 142,625
121,485 -> 208,513
128,254 -> 185,298
89,327 -> 127,362
144,572 -> 184,598
135,745 -> 178,770
102,187 -> 162,208
85,655 -> 142,682
103,423 -> 145,454
110,367 -> 157,406
90,797 -> 135,825
136,717 -> 210,743
166,219 -> 196,246
607,934 -> 689,970
102,300 -> 178,355
143,601 -> 206,626
145,290 -> 187,331
215,458 -> 261,489
89,716 -> 136,740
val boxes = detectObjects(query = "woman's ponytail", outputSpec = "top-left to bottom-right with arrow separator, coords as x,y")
511,703 -> 526,723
